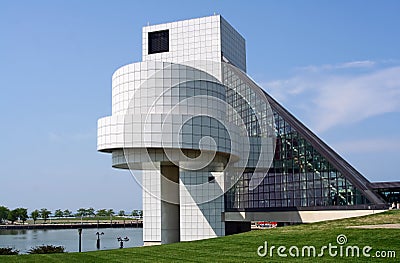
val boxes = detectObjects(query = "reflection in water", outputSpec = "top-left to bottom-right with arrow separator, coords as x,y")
0,229 -> 27,235
0,228 -> 143,254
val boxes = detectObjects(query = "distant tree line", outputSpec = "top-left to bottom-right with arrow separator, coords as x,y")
0,205 -> 142,225
0,207 -> 28,224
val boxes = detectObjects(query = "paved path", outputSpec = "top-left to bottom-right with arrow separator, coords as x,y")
347,224 -> 400,229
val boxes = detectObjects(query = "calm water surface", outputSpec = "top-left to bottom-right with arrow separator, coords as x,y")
0,228 -> 143,254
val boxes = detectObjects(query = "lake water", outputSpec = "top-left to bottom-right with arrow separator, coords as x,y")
0,228 -> 143,254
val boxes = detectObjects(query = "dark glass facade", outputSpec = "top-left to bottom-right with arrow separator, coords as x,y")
372,182 -> 400,204
225,109 -> 371,210
222,64 -> 375,211
378,190 -> 400,204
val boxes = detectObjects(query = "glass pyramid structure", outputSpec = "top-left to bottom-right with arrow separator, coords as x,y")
224,66 -> 387,212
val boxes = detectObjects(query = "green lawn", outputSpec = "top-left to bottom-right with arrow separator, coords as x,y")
1,210 -> 400,262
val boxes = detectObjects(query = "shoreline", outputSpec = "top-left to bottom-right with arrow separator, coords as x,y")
0,221 -> 143,230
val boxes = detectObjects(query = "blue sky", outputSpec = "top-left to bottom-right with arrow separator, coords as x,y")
1,1 -> 399,213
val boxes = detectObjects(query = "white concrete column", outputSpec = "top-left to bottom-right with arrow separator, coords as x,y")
142,169 -> 161,245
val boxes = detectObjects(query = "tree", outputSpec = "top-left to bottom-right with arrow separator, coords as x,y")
107,209 -> 114,217
138,210 -> 143,218
118,210 -> 125,216
54,209 -> 63,218
76,208 -> 88,217
40,208 -> 51,223
15,208 -> 28,224
7,209 -> 18,224
63,209 -> 72,217
31,210 -> 40,224
131,210 -> 139,217
0,206 -> 9,223
87,207 -> 95,217
2,207 -> 27,224
96,209 -> 108,217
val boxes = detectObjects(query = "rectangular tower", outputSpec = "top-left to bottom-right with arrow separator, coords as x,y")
142,15 -> 246,72
140,15 -> 247,245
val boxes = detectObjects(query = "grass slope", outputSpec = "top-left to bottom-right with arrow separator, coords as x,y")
1,210 -> 399,262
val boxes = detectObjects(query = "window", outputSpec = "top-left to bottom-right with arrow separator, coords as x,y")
148,30 -> 169,54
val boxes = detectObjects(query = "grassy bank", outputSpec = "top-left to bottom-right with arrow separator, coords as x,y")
1,210 -> 399,262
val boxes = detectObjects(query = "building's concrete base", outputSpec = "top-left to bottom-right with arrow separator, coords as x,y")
143,241 -> 162,246
142,163 -> 226,244
225,209 -> 387,223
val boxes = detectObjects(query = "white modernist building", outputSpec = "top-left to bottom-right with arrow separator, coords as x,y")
98,15 -> 388,245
